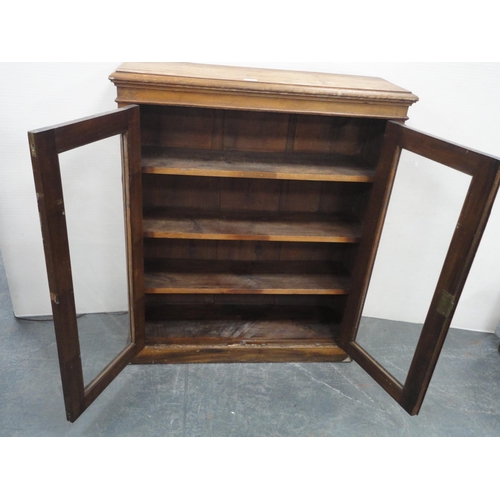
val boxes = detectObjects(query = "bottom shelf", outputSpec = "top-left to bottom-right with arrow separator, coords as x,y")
132,303 -> 349,364
144,304 -> 340,340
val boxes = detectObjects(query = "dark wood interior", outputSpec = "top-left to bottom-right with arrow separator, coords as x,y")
138,104 -> 386,359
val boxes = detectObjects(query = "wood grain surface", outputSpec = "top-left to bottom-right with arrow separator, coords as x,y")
142,147 -> 375,182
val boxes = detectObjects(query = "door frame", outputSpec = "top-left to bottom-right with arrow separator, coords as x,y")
28,105 -> 145,422
339,120 -> 500,415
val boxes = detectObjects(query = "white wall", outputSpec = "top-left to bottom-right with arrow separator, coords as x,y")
0,62 -> 499,332
0,63 -> 124,315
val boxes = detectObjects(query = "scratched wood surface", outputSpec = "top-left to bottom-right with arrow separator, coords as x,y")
143,260 -> 351,295
144,304 -> 340,340
143,209 -> 362,243
132,342 -> 350,364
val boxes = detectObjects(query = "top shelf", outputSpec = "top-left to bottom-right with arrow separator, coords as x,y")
141,147 -> 376,183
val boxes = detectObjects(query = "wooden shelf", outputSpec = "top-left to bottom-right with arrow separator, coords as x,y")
141,147 -> 375,182
144,304 -> 340,342
143,209 -> 362,243
144,260 -> 350,295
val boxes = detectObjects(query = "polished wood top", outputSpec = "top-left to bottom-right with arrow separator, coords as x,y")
111,62 -> 418,104
109,63 -> 418,118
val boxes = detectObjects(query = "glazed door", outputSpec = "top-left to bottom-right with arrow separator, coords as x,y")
29,106 -> 144,422
339,120 -> 500,416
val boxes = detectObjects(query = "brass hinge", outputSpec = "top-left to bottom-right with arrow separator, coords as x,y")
437,290 -> 455,318
29,137 -> 36,157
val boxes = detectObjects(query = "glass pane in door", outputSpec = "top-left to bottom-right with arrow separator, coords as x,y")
355,149 -> 472,383
59,135 -> 130,386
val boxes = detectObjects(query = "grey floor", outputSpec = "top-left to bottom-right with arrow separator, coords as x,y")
1,253 -> 499,437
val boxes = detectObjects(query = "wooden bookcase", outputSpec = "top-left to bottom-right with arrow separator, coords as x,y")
29,63 -> 500,421
110,63 -> 416,366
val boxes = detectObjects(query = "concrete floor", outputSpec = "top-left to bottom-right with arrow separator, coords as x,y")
1,253 -> 499,437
